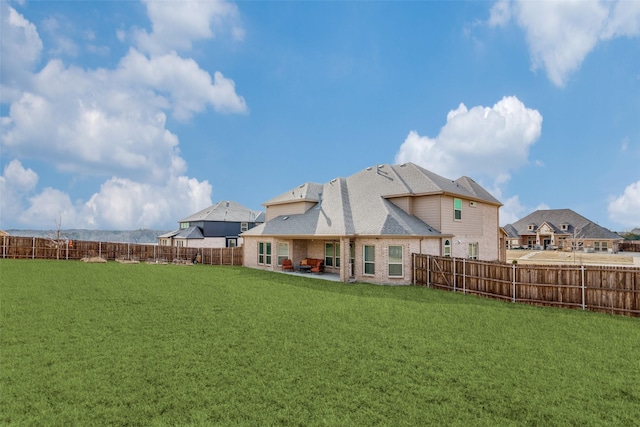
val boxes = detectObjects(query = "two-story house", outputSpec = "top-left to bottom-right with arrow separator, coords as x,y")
241,162 -> 502,285
159,201 -> 264,248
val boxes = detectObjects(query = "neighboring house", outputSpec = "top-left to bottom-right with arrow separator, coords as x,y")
158,201 -> 265,248
241,162 -> 503,285
503,209 -> 623,252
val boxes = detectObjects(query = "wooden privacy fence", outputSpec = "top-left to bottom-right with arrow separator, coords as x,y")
620,241 -> 640,252
413,254 -> 640,317
1,236 -> 243,266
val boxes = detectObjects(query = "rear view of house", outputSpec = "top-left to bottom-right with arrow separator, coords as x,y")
242,162 -> 502,285
159,201 -> 264,248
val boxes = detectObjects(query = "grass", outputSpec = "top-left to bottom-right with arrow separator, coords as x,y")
1,259 -> 639,426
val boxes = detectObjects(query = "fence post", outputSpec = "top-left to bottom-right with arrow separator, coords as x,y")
581,265 -> 586,311
462,258 -> 466,294
2,235 -> 6,259
427,256 -> 431,288
451,258 -> 457,292
232,247 -> 235,266
66,240 -> 69,260
512,263 -> 516,303
413,253 -> 416,285
210,247 -> 213,265
32,237 -> 35,259
99,241 -> 102,258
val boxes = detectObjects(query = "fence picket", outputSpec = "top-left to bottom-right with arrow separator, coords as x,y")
0,236 -> 242,266
413,254 -> 640,317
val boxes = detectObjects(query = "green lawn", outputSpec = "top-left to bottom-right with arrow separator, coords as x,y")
1,259 -> 639,426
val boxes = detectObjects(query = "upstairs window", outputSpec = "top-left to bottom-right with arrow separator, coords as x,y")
241,222 -> 249,232
180,222 -> 189,229
454,198 -> 462,221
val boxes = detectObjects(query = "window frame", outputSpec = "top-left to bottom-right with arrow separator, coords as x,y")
324,242 -> 334,267
363,245 -> 375,276
454,198 -> 462,221
388,245 -> 403,277
277,242 -> 289,266
443,239 -> 451,257
258,242 -> 272,265
240,222 -> 249,233
324,242 -> 341,268
468,242 -> 478,260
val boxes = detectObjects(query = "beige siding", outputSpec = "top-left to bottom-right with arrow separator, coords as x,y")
388,196 -> 412,213
266,201 -> 316,221
440,196 -> 483,235
412,196 -> 442,228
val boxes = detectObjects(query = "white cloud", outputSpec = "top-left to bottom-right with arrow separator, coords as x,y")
1,162 -> 213,229
499,195 -> 526,226
118,49 -> 247,118
0,2 -> 42,95
134,0 -> 244,55
395,96 -> 542,182
396,96 -> 542,226
0,160 -> 38,224
490,0 -> 640,87
489,0 -> 511,27
0,0 -> 245,229
82,176 -> 212,229
608,181 -> 640,228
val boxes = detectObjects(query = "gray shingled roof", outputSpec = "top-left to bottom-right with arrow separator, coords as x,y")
180,200 -> 264,223
244,162 -> 500,238
505,209 -> 622,240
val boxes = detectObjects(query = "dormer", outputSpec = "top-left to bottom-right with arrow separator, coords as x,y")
560,223 -> 570,231
527,223 -> 537,231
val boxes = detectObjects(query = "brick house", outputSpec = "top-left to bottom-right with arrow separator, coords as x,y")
241,162 -> 503,285
503,208 -> 623,252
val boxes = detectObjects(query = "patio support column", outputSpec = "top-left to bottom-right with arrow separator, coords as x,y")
340,237 -> 349,283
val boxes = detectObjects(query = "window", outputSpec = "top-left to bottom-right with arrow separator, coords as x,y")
227,238 -> 237,248
443,239 -> 451,257
180,222 -> 189,229
594,241 -> 600,251
469,242 -> 478,260
364,245 -> 375,275
325,242 -> 334,267
258,242 -> 272,265
324,242 -> 341,268
388,245 -> 403,277
241,222 -> 248,232
277,242 -> 289,265
454,198 -> 462,221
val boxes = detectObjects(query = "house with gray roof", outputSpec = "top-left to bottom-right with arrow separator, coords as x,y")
158,201 -> 264,248
241,162 -> 503,285
504,209 -> 623,252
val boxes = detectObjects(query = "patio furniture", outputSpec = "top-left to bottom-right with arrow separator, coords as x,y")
282,259 -> 294,272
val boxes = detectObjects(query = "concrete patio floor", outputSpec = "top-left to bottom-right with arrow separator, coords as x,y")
276,269 -> 343,282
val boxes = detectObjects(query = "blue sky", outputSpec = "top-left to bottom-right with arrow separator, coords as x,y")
1,0 -> 639,231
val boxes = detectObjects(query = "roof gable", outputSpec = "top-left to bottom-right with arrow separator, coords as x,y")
246,162 -> 498,238
505,209 -> 622,240
180,200 -> 264,223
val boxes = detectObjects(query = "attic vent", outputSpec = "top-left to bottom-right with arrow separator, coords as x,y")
330,178 -> 337,184
400,163 -> 407,167
283,216 -> 289,220
469,201 -> 477,207
366,166 -> 372,170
